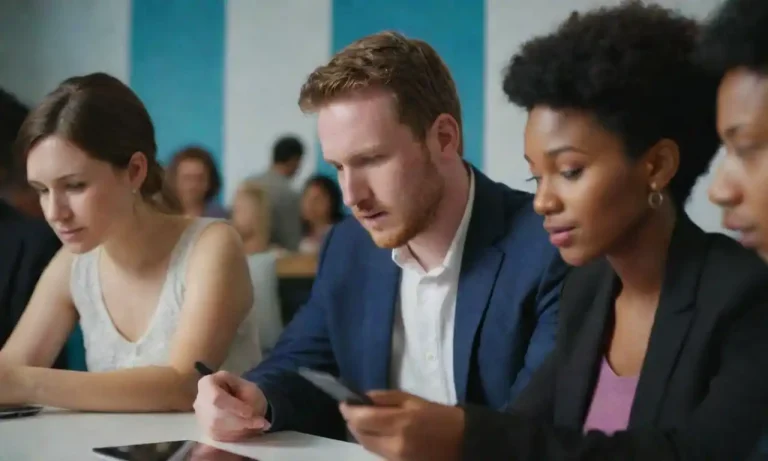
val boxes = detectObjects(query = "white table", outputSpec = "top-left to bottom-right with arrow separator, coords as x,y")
0,408 -> 380,460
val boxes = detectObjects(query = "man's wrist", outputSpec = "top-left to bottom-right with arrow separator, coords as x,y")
254,385 -> 273,424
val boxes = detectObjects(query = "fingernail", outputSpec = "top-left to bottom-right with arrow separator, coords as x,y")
253,420 -> 271,431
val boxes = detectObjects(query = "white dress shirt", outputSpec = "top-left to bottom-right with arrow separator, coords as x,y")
389,171 -> 475,405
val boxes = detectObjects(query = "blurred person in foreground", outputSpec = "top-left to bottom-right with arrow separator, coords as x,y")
701,2 -> 768,456
703,0 -> 768,262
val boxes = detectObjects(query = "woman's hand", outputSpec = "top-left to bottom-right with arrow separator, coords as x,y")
340,391 -> 465,461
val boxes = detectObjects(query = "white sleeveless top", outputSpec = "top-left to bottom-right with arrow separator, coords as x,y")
70,218 -> 262,375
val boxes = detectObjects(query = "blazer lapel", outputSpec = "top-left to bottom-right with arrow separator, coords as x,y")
361,247 -> 400,391
629,216 -> 708,426
453,169 -> 505,402
556,264 -> 616,426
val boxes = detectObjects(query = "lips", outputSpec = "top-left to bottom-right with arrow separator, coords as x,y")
57,228 -> 84,241
731,227 -> 760,248
722,217 -> 760,248
544,225 -> 576,248
359,212 -> 385,220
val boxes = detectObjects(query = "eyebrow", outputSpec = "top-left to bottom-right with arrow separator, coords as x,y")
524,145 -> 588,163
325,147 -> 384,165
28,173 -> 80,186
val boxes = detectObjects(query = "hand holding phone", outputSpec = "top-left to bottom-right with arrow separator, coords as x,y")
297,368 -> 374,406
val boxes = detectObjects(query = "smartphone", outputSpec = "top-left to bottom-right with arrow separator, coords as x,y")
92,440 -> 259,461
0,405 -> 43,419
297,367 -> 373,405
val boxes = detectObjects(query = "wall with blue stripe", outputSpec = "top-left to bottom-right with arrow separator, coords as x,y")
0,0 -> 729,236
130,0 -> 225,167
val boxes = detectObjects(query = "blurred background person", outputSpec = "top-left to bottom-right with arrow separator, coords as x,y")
166,146 -> 228,219
231,180 -> 283,354
248,135 -> 304,251
298,174 -> 344,254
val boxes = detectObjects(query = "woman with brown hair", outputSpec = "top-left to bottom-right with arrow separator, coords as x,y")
166,146 -> 229,219
0,72 -> 261,412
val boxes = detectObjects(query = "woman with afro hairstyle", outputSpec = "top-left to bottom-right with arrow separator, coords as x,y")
702,0 -> 768,265
337,3 -> 768,461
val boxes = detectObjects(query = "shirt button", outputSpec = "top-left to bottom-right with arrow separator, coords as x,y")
426,352 -> 436,361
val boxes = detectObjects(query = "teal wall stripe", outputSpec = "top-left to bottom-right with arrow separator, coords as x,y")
129,0 -> 225,168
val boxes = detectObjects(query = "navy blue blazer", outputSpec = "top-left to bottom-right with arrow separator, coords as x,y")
244,168 -> 568,439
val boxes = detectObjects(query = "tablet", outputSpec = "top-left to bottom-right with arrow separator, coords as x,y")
92,441 -> 259,461
0,405 -> 43,419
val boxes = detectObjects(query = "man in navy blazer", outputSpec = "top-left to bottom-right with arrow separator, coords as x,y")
194,31 -> 567,442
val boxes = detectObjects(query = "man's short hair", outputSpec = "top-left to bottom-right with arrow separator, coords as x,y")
272,135 -> 305,164
298,31 -> 464,155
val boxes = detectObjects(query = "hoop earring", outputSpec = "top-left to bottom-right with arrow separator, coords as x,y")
648,190 -> 664,209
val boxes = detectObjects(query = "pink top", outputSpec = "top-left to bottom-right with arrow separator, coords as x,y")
583,356 -> 640,434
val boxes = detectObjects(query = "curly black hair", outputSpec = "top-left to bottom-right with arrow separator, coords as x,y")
697,0 -> 768,76
503,1 -> 721,208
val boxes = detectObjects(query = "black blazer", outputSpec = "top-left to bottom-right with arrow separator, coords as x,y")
0,200 -> 62,365
462,216 -> 768,460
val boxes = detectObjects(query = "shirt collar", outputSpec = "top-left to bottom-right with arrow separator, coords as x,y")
392,168 -> 476,274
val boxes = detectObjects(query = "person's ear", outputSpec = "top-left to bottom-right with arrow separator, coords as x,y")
642,139 -> 679,192
429,114 -> 461,159
126,152 -> 149,192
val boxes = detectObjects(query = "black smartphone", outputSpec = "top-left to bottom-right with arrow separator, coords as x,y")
0,405 -> 43,419
297,367 -> 374,405
92,440 -> 259,460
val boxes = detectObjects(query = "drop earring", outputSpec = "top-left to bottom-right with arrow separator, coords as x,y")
648,183 -> 664,209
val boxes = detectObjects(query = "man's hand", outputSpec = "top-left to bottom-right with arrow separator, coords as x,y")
340,390 -> 465,461
193,371 -> 270,442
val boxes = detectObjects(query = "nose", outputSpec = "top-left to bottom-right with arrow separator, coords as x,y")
339,169 -> 370,209
532,178 -> 562,216
708,155 -> 741,209
43,191 -> 73,224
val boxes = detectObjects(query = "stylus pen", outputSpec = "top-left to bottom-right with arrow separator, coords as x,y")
194,361 -> 215,376
194,361 -> 241,405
